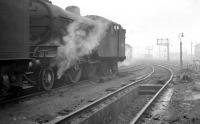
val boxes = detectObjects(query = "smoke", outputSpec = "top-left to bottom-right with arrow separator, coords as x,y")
53,14 -> 110,78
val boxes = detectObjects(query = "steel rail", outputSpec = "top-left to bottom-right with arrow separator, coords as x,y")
129,65 -> 173,124
48,65 -> 154,124
0,90 -> 45,105
118,65 -> 145,73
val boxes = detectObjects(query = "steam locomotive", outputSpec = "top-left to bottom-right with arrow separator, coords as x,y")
0,0 -> 126,95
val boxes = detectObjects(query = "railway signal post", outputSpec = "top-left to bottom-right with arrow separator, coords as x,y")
157,38 -> 170,61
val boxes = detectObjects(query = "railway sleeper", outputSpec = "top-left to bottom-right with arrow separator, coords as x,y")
138,84 -> 162,95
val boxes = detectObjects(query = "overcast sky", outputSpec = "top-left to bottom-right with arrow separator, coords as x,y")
51,0 -> 200,58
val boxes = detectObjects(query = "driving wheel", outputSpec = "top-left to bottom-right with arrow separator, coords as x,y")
68,65 -> 82,83
39,67 -> 54,90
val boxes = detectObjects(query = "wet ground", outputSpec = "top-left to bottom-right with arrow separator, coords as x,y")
142,73 -> 200,124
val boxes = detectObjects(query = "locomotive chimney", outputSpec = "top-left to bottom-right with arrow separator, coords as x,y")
65,6 -> 81,15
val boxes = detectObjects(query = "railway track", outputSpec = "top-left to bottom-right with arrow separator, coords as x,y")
47,65 -> 154,124
118,64 -> 145,73
0,64 -> 148,105
129,65 -> 173,124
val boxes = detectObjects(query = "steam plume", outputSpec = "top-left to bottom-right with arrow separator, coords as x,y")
53,14 -> 110,78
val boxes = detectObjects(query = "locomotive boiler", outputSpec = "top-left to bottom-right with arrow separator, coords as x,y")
0,0 -> 126,96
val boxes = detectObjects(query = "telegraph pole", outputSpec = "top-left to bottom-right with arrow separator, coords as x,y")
180,40 -> 183,68
179,33 -> 184,69
167,39 -> 170,61
191,42 -> 193,61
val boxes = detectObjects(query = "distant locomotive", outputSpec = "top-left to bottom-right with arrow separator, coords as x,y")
0,0 -> 126,95
194,43 -> 200,60
119,44 -> 133,66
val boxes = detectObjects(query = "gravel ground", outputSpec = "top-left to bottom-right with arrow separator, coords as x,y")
0,65 -> 151,124
109,95 -> 152,124
141,69 -> 200,124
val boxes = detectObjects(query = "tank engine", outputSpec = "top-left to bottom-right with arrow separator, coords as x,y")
0,0 -> 126,96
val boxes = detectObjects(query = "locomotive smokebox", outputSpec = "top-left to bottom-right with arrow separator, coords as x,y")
0,0 -> 29,59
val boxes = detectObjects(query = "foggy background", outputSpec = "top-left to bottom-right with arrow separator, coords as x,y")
51,0 -> 200,61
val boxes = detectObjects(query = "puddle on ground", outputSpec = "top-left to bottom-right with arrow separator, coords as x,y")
151,88 -> 174,116
182,81 -> 200,101
141,88 -> 174,124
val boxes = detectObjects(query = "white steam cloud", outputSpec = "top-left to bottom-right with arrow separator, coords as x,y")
54,15 -> 110,78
